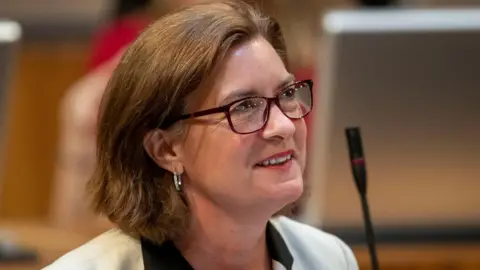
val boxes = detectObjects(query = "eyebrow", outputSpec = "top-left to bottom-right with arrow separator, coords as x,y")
220,74 -> 296,105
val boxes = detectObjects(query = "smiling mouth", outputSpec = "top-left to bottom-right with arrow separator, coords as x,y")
255,153 -> 293,167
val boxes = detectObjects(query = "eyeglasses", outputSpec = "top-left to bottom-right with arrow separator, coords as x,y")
169,80 -> 313,134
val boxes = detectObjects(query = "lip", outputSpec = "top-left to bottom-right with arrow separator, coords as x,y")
256,150 -> 295,165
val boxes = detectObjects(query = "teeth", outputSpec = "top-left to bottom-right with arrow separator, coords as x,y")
259,154 -> 292,166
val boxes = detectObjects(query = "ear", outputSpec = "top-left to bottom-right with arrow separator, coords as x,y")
143,129 -> 184,174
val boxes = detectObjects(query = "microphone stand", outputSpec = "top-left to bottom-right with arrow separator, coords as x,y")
345,127 -> 379,270
360,191 -> 379,270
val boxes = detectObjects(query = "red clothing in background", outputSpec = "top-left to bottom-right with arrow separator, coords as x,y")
87,15 -> 151,71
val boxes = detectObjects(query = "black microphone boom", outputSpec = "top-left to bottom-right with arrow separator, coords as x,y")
358,0 -> 397,7
345,127 -> 380,270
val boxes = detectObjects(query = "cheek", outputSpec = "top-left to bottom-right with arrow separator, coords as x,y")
182,126 -> 253,181
294,120 -> 308,165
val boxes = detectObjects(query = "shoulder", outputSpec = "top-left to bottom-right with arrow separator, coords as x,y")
270,216 -> 359,270
43,229 -> 143,270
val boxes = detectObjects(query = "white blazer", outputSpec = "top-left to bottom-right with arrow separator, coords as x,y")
44,216 -> 359,270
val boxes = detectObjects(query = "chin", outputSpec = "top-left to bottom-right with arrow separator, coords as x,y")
266,176 -> 304,208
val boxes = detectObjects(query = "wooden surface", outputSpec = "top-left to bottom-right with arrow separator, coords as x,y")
1,220 -> 480,270
0,41 -> 90,219
0,220 -> 92,270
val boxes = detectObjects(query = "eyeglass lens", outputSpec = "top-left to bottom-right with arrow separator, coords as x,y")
227,81 -> 312,133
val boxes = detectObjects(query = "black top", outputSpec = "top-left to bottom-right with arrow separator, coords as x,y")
141,222 -> 294,270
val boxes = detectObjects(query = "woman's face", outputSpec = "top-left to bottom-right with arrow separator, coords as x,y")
179,37 -> 307,216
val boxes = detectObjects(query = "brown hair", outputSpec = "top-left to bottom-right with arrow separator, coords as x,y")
88,0 -> 299,244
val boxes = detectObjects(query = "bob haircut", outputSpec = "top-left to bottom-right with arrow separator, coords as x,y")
88,0 -> 302,244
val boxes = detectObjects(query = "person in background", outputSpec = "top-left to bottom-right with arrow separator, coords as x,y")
52,52 -> 122,233
45,2 -> 358,269
50,0 -> 155,233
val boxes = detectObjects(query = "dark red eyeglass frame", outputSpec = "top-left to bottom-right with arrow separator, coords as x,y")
163,79 -> 313,134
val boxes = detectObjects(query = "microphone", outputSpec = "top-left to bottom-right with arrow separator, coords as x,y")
358,0 -> 397,7
345,127 -> 379,270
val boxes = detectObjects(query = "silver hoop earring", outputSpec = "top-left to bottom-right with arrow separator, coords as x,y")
173,172 -> 182,192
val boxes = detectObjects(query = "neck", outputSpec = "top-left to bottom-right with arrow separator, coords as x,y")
177,193 -> 272,270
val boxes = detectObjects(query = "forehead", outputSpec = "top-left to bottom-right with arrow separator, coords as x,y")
194,37 -> 291,109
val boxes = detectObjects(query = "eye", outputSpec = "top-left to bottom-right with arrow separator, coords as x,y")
280,86 -> 297,100
230,98 -> 264,115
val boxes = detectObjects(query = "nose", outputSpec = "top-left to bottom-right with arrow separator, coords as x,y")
261,103 -> 296,140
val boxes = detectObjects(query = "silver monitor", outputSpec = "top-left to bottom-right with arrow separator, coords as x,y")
303,9 -> 480,229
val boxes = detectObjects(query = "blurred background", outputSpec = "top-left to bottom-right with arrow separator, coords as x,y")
0,0 -> 480,269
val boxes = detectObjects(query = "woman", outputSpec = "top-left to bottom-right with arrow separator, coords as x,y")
45,1 -> 358,269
